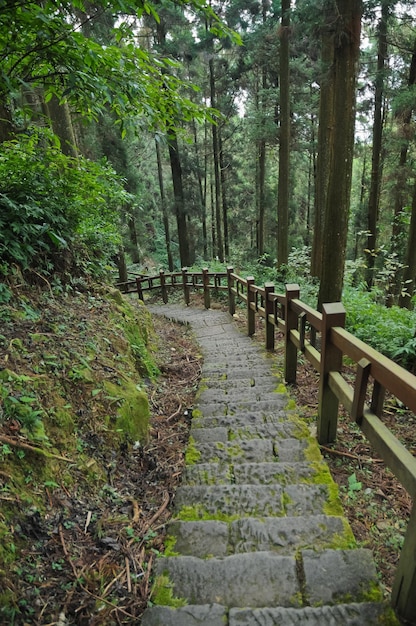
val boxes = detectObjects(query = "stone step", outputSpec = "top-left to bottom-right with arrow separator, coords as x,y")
196,399 -> 288,417
202,377 -> 278,391
202,364 -> 273,378
142,602 -> 387,626
191,438 -> 277,464
191,437 -> 307,463
174,483 -> 330,518
167,515 -> 348,557
191,420 -> 297,440
191,412 -> 290,431
197,388 -> 287,405
182,461 -> 315,486
151,549 -> 378,609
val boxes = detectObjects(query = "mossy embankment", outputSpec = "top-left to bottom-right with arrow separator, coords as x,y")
0,284 -> 160,622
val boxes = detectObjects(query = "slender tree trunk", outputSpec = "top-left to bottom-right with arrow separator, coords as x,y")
219,129 -> 229,258
210,176 -> 216,256
155,140 -> 174,271
191,118 -> 208,260
391,37 -> 416,251
311,16 -> 333,279
209,57 -> 223,262
318,0 -> 362,308
168,132 -> 190,267
46,95 -> 78,158
399,179 -> 416,309
365,1 -> 389,289
128,215 -> 140,264
258,138 -> 266,256
0,101 -> 13,143
277,0 -> 290,268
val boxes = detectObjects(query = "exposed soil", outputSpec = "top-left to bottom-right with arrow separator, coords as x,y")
0,288 -> 413,624
0,288 -> 200,625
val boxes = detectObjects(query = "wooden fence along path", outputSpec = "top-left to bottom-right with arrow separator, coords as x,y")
118,268 -> 416,624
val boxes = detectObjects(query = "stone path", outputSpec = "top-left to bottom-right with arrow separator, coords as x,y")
142,304 -> 392,625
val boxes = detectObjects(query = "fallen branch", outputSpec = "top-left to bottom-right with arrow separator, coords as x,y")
320,444 -> 383,463
0,434 -> 74,463
166,403 -> 182,422
145,491 -> 170,530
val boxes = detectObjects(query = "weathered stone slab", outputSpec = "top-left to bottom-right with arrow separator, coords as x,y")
167,520 -> 229,557
155,553 -> 299,607
174,484 -> 284,517
284,484 -> 329,516
142,604 -> 227,626
233,462 -> 313,485
198,388 -> 283,405
203,377 -> 277,391
230,422 -> 296,439
302,549 -> 378,605
229,603 -> 387,626
191,427 -> 228,443
194,439 -> 275,463
196,399 -> 288,418
191,413 -> 287,430
275,438 -> 308,461
230,515 -> 346,554
183,463 -> 232,486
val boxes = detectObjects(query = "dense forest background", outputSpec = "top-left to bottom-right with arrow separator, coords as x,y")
1,0 -> 416,363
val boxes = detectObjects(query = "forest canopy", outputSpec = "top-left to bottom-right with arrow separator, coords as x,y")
1,0 -> 416,316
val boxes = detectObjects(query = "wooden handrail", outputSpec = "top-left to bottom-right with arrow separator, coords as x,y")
117,268 -> 416,622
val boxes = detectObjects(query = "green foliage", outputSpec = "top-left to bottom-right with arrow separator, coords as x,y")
0,0 -> 236,131
0,128 -> 126,277
343,286 -> 416,370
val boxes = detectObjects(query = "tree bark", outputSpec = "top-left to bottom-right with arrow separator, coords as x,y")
318,0 -> 362,308
311,15 -> 333,279
168,132 -> 191,268
46,95 -> 78,158
219,128 -> 229,258
399,179 -> 416,309
365,1 -> 389,289
209,56 -> 224,262
155,139 -> 174,271
277,0 -> 290,268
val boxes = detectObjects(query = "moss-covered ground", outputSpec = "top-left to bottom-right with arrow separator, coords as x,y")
0,285 -> 201,625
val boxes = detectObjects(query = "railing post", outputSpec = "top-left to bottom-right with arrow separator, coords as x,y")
227,266 -> 235,315
246,276 -> 255,336
202,267 -> 210,309
182,267 -> 190,305
136,276 -> 144,301
392,500 -> 416,623
284,284 -> 300,383
317,302 -> 346,444
159,270 -> 168,304
265,283 -> 275,350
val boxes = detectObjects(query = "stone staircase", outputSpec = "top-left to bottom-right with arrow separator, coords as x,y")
142,305 -> 393,626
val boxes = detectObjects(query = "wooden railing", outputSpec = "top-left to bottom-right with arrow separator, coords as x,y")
118,267 -> 416,623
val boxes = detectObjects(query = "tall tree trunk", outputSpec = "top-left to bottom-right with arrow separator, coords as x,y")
46,95 -> 78,158
168,132 -> 190,267
128,215 -> 140,264
277,0 -> 290,268
365,1 -> 389,289
387,37 -> 416,305
219,129 -> 229,258
191,117 -> 208,260
209,56 -> 224,262
155,139 -> 174,271
258,138 -> 266,256
399,179 -> 416,309
311,16 -> 333,279
318,0 -> 362,308
391,37 -> 416,251
0,101 -> 13,143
